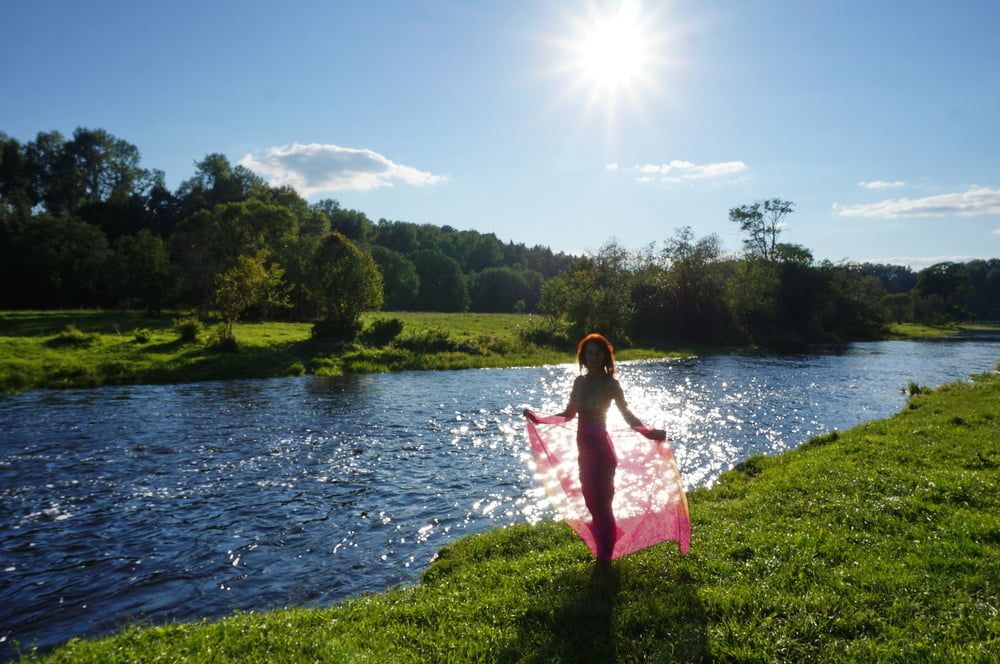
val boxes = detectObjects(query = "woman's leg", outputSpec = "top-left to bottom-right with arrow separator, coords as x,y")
578,431 -> 617,560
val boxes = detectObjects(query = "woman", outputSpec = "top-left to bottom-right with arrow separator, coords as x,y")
525,333 -> 666,561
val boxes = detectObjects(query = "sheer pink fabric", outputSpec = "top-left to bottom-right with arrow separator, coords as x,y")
524,411 -> 691,559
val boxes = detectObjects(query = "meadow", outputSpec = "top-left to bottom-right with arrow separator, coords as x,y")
0,310 -> 687,394
17,366 -> 1000,661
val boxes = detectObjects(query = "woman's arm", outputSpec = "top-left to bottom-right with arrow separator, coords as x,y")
613,380 -> 666,441
523,376 -> 579,423
555,376 -> 580,420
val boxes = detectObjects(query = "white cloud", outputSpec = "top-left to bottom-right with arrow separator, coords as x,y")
858,180 -> 905,190
835,186 -> 1000,218
605,162 -> 620,172
628,159 -> 748,182
238,143 -> 446,195
993,228 -> 1000,236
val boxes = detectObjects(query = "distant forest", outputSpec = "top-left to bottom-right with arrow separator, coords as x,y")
0,128 -> 572,318
2,128 -> 998,346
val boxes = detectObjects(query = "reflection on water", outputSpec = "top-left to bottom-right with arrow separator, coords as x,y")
0,337 -> 997,657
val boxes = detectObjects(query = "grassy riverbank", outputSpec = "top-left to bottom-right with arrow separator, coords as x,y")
0,311 -> 685,394
19,369 -> 1000,662
1,311 -> 994,395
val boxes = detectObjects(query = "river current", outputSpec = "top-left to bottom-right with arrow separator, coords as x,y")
1,335 -> 998,657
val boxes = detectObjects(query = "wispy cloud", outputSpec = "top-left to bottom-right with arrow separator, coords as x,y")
864,255 -> 988,270
616,159 -> 747,183
993,228 -> 1000,236
238,143 -> 447,195
834,186 -> 1000,218
858,180 -> 905,190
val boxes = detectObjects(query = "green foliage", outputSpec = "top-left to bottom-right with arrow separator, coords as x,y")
45,323 -> 95,347
309,231 -> 383,340
359,317 -> 404,347
111,229 -> 172,313
539,240 -> 635,343
174,315 -> 201,343
214,250 -> 289,339
393,328 -> 459,353
370,246 -> 419,310
913,262 -> 973,323
728,198 -> 794,261
468,266 -> 541,313
411,249 -> 469,312
132,328 -> 151,344
209,326 -> 239,353
171,199 -> 298,309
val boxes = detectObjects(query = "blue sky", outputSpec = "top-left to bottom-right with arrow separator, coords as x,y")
4,0 -> 999,267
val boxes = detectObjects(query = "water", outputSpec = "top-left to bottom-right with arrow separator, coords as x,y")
1,336 -> 998,658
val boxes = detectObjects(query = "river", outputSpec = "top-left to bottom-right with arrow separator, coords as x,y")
1,335 -> 998,658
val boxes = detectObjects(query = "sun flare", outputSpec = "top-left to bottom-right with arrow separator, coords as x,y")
550,1 -> 671,122
575,5 -> 649,91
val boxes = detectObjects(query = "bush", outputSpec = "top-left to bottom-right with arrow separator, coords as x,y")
359,318 -> 404,347
393,328 -> 458,353
132,328 -> 151,344
175,316 -> 201,343
311,316 -> 362,342
45,324 -> 96,348
516,316 -> 572,349
210,327 -> 239,353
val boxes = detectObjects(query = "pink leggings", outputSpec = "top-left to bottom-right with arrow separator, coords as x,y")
577,421 -> 618,560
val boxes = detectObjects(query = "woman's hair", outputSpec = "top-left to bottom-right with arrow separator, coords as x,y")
576,333 -> 615,377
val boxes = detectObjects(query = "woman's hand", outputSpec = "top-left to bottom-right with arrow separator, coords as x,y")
522,408 -> 541,424
642,428 -> 667,442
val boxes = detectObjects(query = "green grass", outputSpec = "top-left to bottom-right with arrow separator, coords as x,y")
19,370 -> 1000,662
886,321 -> 1000,339
0,311 -> 691,394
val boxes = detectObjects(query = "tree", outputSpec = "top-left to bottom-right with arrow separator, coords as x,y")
215,250 -> 288,342
411,249 -> 469,312
658,227 -> 729,342
170,200 -> 299,309
469,267 -> 537,313
728,199 -> 794,261
371,246 -> 420,310
175,153 -> 268,216
112,229 -> 173,313
5,215 -> 111,307
309,231 -> 383,339
313,199 -> 374,244
539,240 -> 635,342
913,262 -> 972,322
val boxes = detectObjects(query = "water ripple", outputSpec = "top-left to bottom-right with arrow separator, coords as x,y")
0,336 -> 998,658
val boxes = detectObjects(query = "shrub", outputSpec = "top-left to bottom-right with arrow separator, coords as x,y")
394,328 -> 458,353
175,316 -> 201,343
311,316 -> 362,342
45,324 -> 96,348
359,318 -> 405,347
132,328 -> 151,344
210,327 -> 239,353
517,316 -> 572,349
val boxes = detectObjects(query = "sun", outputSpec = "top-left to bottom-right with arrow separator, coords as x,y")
575,3 -> 650,92
550,1 -> 670,122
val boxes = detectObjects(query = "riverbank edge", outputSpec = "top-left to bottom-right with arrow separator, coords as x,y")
0,311 -> 990,395
18,368 -> 1000,662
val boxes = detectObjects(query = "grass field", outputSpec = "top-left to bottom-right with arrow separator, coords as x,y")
0,311 -> 683,394
18,367 -> 1000,662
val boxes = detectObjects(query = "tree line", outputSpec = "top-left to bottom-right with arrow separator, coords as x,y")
2,128 -> 997,347
537,200 -> 1000,347
0,128 -> 573,338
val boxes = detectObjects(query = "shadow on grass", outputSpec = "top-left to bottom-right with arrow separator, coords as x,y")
0,311 -> 171,337
516,559 -> 709,662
